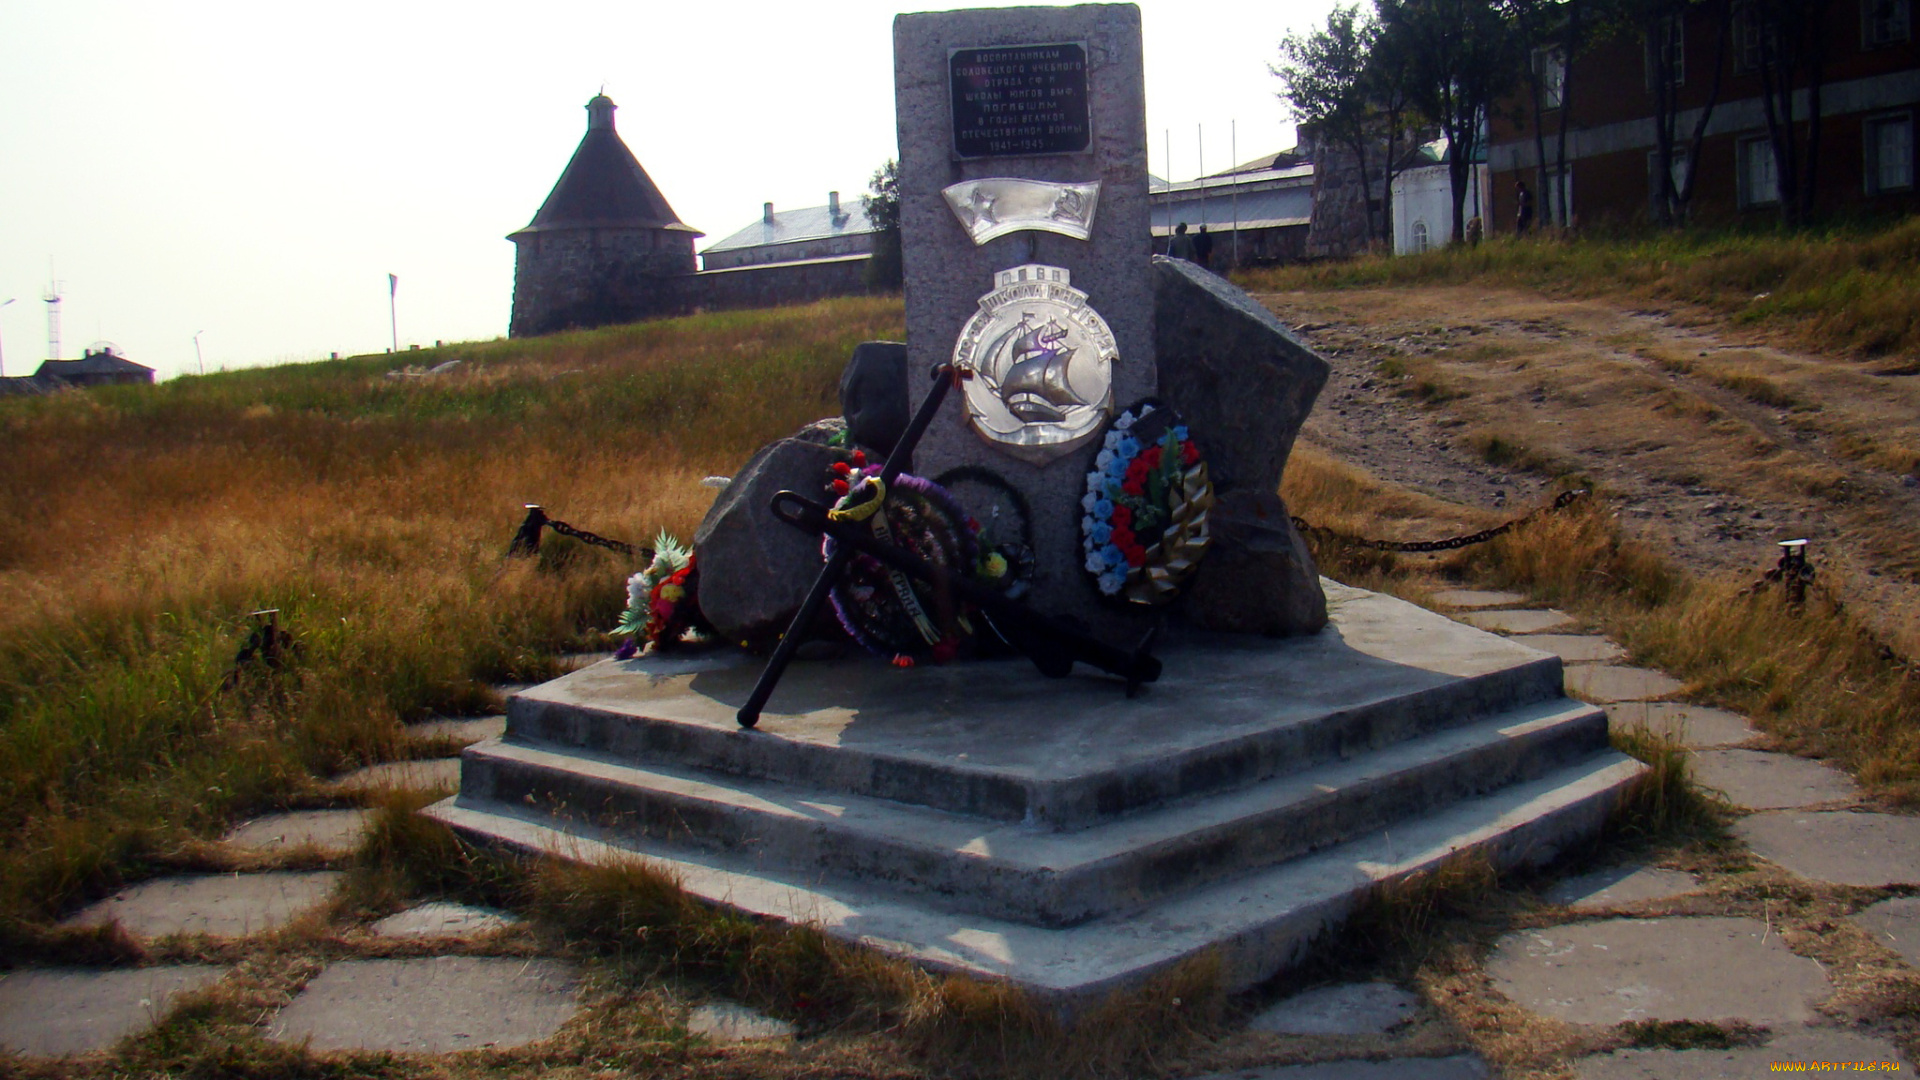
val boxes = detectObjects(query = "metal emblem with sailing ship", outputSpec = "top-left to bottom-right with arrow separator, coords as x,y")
950,263 -> 1116,464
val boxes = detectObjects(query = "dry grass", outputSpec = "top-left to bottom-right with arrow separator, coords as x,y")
1239,215 -> 1920,360
0,297 -> 903,952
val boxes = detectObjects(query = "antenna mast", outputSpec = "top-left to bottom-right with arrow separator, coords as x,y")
42,262 -> 62,362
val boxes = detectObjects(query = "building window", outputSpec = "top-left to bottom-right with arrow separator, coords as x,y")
1645,16 -> 1685,88
1866,113 -> 1914,194
1411,219 -> 1430,254
1544,166 -> 1573,223
1738,135 -> 1780,208
1648,149 -> 1690,208
1734,3 -> 1778,72
1864,0 -> 1912,46
1531,47 -> 1567,109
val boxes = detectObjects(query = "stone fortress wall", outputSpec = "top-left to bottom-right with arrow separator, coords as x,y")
507,95 -> 879,339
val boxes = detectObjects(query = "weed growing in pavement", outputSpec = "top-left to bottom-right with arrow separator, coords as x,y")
1618,1018 -> 1767,1050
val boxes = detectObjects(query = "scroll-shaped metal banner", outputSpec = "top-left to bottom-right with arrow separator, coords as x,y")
942,178 -> 1102,245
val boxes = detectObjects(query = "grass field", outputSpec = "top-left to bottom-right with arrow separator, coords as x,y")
1241,215 -> 1920,361
4,221 -> 1917,1075
0,298 -> 899,943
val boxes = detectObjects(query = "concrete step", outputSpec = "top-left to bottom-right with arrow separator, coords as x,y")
456,696 -> 1607,927
425,749 -> 1646,1007
503,586 -> 1567,830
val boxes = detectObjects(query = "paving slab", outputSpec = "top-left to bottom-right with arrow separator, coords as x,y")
328,758 -> 461,794
370,902 -> 517,939
268,956 -> 578,1052
0,965 -> 226,1056
1850,896 -> 1920,967
1487,917 -> 1830,1025
409,715 -> 507,743
1543,866 -> 1699,910
1511,634 -> 1626,664
221,810 -> 371,856
686,1001 -> 794,1042
1605,702 -> 1758,748
1248,982 -> 1422,1036
1688,749 -> 1859,810
1736,811 -> 1920,887
1574,1027 -> 1910,1078
1429,589 -> 1529,610
1459,608 -> 1573,634
1564,665 -> 1685,704
1191,1056 -> 1489,1079
64,871 -> 342,938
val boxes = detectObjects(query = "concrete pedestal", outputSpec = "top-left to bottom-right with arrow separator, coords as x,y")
426,581 -> 1641,1005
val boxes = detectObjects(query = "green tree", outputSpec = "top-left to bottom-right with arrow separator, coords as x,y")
1377,0 -> 1524,242
1275,5 -> 1419,246
862,159 -> 903,290
1746,0 -> 1833,225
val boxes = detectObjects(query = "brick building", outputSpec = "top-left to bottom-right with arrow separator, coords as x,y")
1488,0 -> 1917,229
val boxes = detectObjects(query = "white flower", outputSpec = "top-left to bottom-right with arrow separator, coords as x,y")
626,572 -> 648,608
1081,514 -> 1097,534
1085,553 -> 1106,573
1081,491 -> 1098,512
1103,430 -> 1123,450
1095,449 -> 1114,471
1114,412 -> 1135,431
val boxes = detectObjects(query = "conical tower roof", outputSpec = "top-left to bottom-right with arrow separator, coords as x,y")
510,95 -> 701,239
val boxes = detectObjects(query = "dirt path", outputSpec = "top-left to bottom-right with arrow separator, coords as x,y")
1256,285 -> 1920,655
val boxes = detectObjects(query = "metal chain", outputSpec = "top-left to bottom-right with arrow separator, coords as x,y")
507,505 -> 641,558
545,518 -> 639,556
1292,489 -> 1590,553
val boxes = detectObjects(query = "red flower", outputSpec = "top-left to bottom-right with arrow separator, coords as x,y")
1112,525 -> 1135,550
832,478 -> 850,495
832,461 -> 852,476
1125,458 -> 1151,489
1112,504 -> 1132,528
852,450 -> 867,466
1141,445 -> 1164,470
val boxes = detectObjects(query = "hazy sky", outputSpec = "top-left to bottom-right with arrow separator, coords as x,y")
0,0 -> 1336,380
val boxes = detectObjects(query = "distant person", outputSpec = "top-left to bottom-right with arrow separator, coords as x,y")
1170,221 -> 1196,260
1515,180 -> 1535,236
1193,224 -> 1215,269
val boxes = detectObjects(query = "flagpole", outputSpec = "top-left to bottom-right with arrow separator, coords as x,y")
388,273 -> 398,354
1232,119 -> 1240,270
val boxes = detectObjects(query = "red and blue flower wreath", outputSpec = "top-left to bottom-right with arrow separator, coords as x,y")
1079,401 -> 1215,605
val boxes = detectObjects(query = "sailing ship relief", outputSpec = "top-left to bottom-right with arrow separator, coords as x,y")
951,264 -> 1115,464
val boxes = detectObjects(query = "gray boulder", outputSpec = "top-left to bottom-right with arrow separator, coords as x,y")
1154,257 -> 1330,634
694,423 -> 841,646
1180,490 -> 1328,636
839,341 -> 910,455
1153,256 -> 1329,492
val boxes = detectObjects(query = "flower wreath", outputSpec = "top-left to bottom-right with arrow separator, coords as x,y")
1080,401 -> 1215,605
823,461 -> 1019,667
612,531 -> 711,658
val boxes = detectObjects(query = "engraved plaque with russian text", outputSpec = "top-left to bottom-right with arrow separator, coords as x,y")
949,42 -> 1090,159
